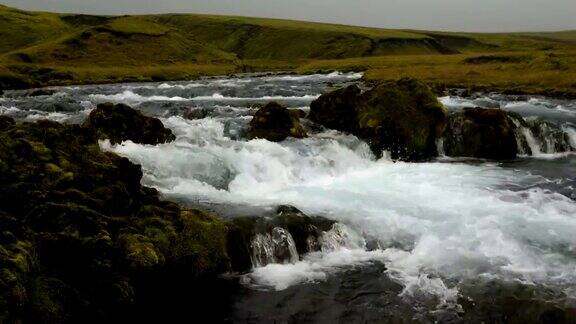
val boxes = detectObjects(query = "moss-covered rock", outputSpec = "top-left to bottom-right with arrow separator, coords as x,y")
308,85 -> 362,133
443,108 -> 518,159
356,78 -> 448,160
0,116 -> 232,323
310,78 -> 447,160
248,102 -> 307,142
84,102 -> 176,145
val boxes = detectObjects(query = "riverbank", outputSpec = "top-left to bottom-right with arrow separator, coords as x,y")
2,49 -> 575,99
2,72 -> 576,323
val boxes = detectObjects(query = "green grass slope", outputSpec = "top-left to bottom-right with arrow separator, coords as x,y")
0,5 -> 70,54
0,4 -> 575,93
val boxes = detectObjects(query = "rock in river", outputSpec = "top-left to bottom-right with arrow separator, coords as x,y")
310,78 -> 447,161
443,108 -> 519,159
84,102 -> 176,145
248,102 -> 307,142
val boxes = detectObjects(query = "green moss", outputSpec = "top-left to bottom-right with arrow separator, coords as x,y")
171,209 -> 229,275
119,234 -> 163,269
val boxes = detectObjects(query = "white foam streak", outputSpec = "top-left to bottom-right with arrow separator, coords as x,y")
190,93 -> 320,101
0,105 -> 21,115
438,96 -> 476,108
246,249 -> 387,291
89,90 -> 188,103
262,71 -> 364,82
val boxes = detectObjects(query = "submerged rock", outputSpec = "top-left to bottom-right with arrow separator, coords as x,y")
310,78 -> 447,160
84,102 -> 176,145
0,116 -> 15,131
0,118 -> 230,323
443,108 -> 518,159
183,107 -> 209,120
25,89 -> 58,97
228,205 -> 336,271
248,102 -> 307,142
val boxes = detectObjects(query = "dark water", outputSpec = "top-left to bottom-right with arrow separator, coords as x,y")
2,73 -> 576,323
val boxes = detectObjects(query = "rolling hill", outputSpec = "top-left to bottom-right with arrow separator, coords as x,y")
0,3 -> 575,93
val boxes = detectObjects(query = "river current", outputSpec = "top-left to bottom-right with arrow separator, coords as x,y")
1,72 -> 575,322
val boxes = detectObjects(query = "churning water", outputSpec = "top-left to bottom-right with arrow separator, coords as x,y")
2,73 -> 576,322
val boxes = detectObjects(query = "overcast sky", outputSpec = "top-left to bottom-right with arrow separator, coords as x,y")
4,0 -> 575,32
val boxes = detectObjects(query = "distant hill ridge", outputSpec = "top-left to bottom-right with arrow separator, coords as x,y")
0,4 -> 575,91
1,3 -> 574,67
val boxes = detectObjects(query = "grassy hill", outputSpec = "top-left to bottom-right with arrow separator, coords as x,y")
0,3 -> 575,95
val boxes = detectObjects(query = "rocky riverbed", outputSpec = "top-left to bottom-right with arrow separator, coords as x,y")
1,72 -> 576,323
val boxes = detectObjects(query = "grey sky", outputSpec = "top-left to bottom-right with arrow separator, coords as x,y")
3,0 -> 575,32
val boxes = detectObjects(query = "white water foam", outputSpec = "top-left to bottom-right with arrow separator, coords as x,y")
0,105 -> 21,115
246,249 -> 388,291
438,96 -> 476,109
102,116 -> 576,301
88,91 -> 319,104
565,125 -> 576,149
189,93 -> 321,101
262,71 -> 364,82
89,90 -> 189,103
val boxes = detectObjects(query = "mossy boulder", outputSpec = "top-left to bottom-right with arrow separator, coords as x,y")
309,85 -> 362,133
248,102 -> 307,142
0,118 -> 233,323
310,78 -> 447,160
443,108 -> 518,159
84,102 -> 176,145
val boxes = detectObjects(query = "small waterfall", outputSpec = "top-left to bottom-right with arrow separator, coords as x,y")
520,127 -> 542,156
250,227 -> 299,267
436,138 -> 445,157
512,114 -> 574,157
511,116 -> 534,156
564,125 -> 576,150
319,223 -> 364,252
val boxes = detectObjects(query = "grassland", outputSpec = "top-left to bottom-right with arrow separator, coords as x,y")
0,3 -> 575,96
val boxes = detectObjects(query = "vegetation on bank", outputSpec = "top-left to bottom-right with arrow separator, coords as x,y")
0,107 -> 235,322
0,3 -> 575,95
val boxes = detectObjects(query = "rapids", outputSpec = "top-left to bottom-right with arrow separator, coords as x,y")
2,73 -> 576,322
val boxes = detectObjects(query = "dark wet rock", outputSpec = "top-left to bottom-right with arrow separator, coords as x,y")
443,108 -> 518,159
84,102 -> 176,145
309,85 -> 362,133
459,280 -> 576,324
183,107 -> 209,120
248,102 -> 307,142
0,119 -> 231,322
447,88 -> 472,98
0,116 -> 15,131
15,97 -> 81,113
26,89 -> 58,97
274,205 -> 335,255
310,78 -> 447,160
228,205 -> 336,271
